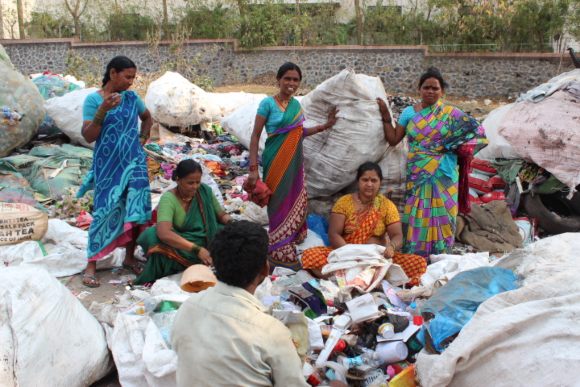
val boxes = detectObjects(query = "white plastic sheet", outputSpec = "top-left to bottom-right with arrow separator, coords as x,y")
0,219 -> 124,277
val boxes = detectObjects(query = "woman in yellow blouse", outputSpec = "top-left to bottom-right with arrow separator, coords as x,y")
302,162 -> 426,285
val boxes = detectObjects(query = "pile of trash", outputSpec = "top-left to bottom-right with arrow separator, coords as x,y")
476,68 -> 580,235
2,42 -> 580,387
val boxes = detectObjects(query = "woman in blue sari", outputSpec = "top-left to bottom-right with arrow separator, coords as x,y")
78,56 -> 153,287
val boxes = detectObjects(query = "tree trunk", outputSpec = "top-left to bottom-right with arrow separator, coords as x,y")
16,0 -> 25,39
162,0 -> 168,38
237,0 -> 247,38
354,0 -> 364,45
0,0 -> 4,40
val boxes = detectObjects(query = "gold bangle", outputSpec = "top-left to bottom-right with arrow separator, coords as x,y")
191,243 -> 201,253
93,110 -> 106,125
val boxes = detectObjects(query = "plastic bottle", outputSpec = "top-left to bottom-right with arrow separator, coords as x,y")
337,349 -> 382,369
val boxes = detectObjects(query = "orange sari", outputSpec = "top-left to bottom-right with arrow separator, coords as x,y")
302,200 -> 426,286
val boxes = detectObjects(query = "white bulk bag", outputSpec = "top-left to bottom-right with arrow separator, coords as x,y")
45,87 -> 98,148
301,69 -> 392,198
0,266 -> 111,386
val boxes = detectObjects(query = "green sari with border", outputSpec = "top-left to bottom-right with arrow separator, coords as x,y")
134,184 -> 221,284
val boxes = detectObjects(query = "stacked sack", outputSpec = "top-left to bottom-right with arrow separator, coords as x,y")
468,158 -> 506,205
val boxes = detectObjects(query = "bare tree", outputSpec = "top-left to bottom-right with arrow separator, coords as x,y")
16,0 -> 25,38
64,0 -> 89,38
5,8 -> 18,39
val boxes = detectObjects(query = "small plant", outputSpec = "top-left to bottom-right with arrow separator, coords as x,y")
66,51 -> 101,87
51,188 -> 93,219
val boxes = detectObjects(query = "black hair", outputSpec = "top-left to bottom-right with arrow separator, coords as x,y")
276,62 -> 302,81
172,159 -> 203,181
418,66 -> 448,90
102,56 -> 137,87
356,161 -> 383,181
210,220 -> 269,289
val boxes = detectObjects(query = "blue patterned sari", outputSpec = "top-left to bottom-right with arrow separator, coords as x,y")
78,91 -> 151,260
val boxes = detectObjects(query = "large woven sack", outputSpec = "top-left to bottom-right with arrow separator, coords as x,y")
0,202 -> 48,245
0,45 -> 45,157
0,266 -> 111,386
301,69 -> 392,198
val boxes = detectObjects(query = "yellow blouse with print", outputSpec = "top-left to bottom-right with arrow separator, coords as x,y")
332,194 -> 400,237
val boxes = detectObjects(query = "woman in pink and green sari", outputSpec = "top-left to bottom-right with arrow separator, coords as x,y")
246,62 -> 338,271
378,67 -> 487,258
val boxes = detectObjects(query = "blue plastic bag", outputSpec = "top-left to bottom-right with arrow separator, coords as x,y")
307,214 -> 330,246
421,267 -> 518,353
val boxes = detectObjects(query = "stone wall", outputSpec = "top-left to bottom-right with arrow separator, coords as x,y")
1,38 -> 573,98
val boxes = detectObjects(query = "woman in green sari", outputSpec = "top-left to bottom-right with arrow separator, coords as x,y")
134,159 -> 231,284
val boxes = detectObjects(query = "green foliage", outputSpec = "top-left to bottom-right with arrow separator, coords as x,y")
108,12 -> 156,41
65,51 -> 102,87
27,12 -> 74,39
31,0 -> 580,52
180,3 -> 237,39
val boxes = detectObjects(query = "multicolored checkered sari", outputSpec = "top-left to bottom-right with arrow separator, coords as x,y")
402,100 -> 486,257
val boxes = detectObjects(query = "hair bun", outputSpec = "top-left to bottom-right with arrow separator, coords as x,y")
172,170 -> 178,181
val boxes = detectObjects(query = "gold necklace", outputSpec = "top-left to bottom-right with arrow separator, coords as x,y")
275,94 -> 290,109
176,187 -> 193,203
356,193 -> 373,206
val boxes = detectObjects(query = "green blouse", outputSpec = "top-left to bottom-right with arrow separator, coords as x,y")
157,190 -> 223,228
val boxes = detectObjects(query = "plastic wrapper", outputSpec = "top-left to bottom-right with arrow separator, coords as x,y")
421,267 -> 518,353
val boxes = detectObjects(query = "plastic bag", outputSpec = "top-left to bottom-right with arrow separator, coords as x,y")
307,214 -> 329,246
421,267 -> 518,353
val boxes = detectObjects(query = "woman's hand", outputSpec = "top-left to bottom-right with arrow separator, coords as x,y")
245,170 -> 259,195
376,98 -> 392,124
101,92 -> 121,112
383,243 -> 395,259
198,248 -> 213,266
326,106 -> 339,128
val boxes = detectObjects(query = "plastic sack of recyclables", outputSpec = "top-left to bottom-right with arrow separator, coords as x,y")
0,50 -> 45,157
420,266 -> 518,353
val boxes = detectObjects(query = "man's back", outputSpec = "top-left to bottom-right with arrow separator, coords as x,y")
172,281 -> 307,387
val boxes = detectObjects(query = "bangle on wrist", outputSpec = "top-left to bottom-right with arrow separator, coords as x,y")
191,243 -> 201,253
249,164 -> 258,172
93,110 -> 106,125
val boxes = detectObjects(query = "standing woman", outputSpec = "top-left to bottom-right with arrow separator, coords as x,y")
78,56 -> 153,287
377,67 -> 487,258
245,62 -> 338,271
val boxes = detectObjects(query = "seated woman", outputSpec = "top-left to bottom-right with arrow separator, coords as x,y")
302,162 -> 426,286
134,159 -> 231,285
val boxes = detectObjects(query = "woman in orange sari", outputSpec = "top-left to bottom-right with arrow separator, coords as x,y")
302,162 -> 426,286
246,62 -> 338,271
